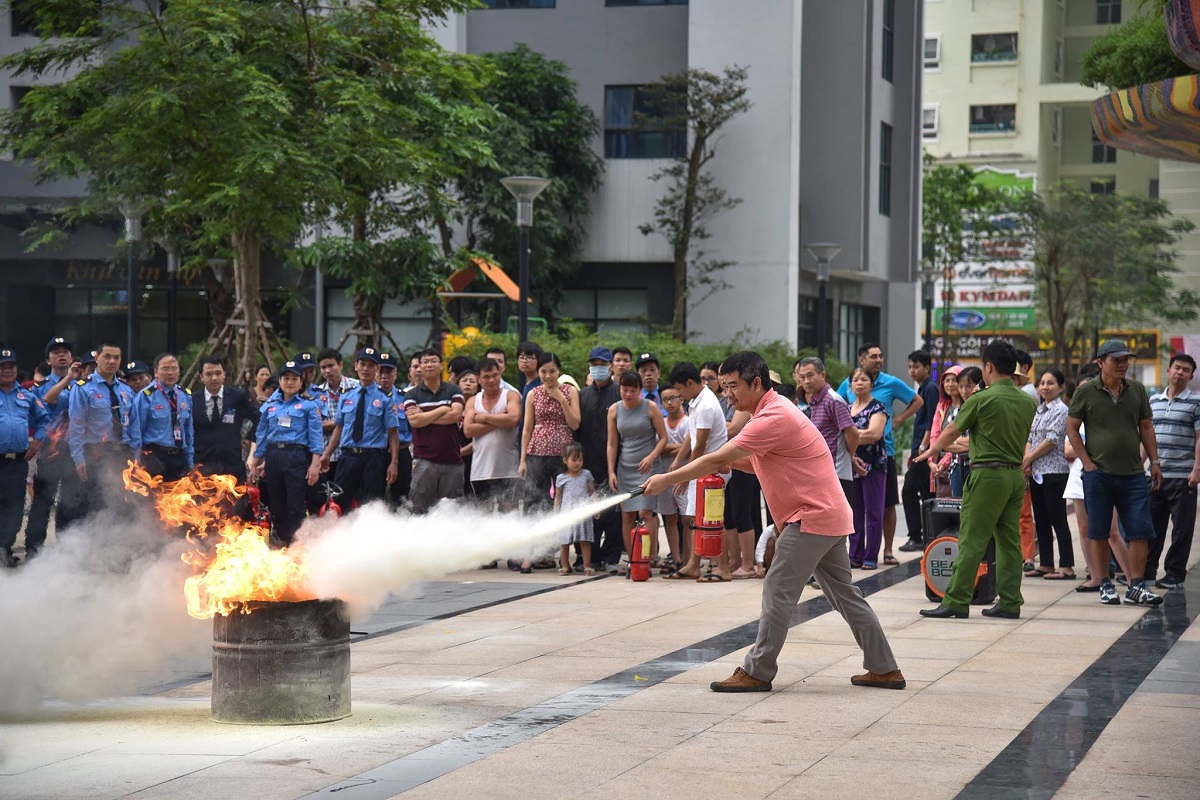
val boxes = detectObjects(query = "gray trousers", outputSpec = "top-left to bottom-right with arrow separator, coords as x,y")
409,458 -> 465,514
744,524 -> 899,682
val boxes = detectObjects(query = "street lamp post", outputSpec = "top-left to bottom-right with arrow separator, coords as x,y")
500,176 -> 552,345
919,259 -> 938,355
117,197 -> 147,359
804,243 -> 841,363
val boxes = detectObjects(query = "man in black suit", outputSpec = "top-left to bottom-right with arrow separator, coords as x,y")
193,356 -> 259,483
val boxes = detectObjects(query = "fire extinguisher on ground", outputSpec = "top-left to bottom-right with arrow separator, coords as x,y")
693,473 -> 725,576
630,515 -> 651,581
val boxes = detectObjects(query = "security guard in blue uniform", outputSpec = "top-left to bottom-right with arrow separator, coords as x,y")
294,351 -> 332,514
320,347 -> 400,508
128,353 -> 194,481
247,361 -> 323,545
28,336 -> 84,551
0,348 -> 49,566
122,360 -> 153,393
377,352 -> 413,508
68,342 -> 135,516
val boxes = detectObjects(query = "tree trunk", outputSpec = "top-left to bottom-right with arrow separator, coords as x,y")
199,263 -> 236,334
352,292 -> 383,349
231,227 -> 264,387
671,134 -> 708,342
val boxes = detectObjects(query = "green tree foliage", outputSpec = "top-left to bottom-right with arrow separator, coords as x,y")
1081,5 -> 1191,92
921,154 -> 1003,361
1,0 -> 491,380
1013,183 -> 1197,372
439,45 -> 604,316
637,66 -> 752,342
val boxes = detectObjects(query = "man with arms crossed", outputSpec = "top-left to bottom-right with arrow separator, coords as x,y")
645,351 -> 904,692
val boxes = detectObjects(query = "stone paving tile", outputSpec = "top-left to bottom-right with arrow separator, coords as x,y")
0,752 -> 231,800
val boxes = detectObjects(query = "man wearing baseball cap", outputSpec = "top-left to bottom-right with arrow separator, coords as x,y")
636,352 -> 667,417
122,360 -> 152,393
1066,339 -> 1164,607
579,346 -> 622,569
320,347 -> 400,509
0,348 -> 49,566
28,337 -> 83,551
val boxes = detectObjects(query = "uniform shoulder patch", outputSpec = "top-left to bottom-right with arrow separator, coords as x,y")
184,388 -> 192,395
76,380 -> 86,386
143,387 -> 154,395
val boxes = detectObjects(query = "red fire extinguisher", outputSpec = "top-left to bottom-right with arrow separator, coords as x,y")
693,473 -> 726,559
630,515 -> 651,582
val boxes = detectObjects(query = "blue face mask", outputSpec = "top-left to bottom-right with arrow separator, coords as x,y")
589,365 -> 610,383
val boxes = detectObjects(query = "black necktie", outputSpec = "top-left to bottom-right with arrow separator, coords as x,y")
352,388 -> 366,443
105,381 -> 122,439
167,387 -> 179,440
212,392 -> 221,424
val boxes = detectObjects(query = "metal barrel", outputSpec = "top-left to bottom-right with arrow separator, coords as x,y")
211,598 -> 351,725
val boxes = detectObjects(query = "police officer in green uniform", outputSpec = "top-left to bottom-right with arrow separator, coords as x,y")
917,340 -> 1036,619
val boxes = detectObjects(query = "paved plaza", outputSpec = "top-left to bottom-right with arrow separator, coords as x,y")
1,518 -> 1198,800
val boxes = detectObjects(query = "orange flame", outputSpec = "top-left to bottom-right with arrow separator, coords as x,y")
123,462 -> 315,619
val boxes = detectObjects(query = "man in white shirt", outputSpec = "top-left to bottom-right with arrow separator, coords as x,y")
663,362 -> 732,582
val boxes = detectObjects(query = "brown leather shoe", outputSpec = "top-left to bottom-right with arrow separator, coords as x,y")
710,667 -> 772,693
850,669 -> 907,690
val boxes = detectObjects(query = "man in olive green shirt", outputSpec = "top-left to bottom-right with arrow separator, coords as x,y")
1066,340 -> 1163,607
917,340 -> 1036,619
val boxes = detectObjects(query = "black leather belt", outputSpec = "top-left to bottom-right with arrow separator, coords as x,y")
144,444 -> 182,456
271,443 -> 308,452
972,461 -> 1021,470
1,451 -> 26,460
343,446 -> 387,455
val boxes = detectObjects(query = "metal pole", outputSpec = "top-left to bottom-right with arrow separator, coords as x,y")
816,271 -> 828,363
922,278 -> 934,354
167,260 -> 178,353
314,224 -> 325,348
127,244 -> 138,358
518,225 -> 530,344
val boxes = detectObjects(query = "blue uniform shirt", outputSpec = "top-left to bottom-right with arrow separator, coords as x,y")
34,374 -> 73,456
305,385 -> 331,419
0,383 -> 48,453
253,394 -> 323,457
129,380 -> 195,466
837,372 -> 917,457
336,383 -> 399,449
383,388 -> 412,445
68,372 -> 135,465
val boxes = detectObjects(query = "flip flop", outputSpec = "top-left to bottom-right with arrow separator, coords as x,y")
1043,571 -> 1077,580
697,573 -> 729,582
861,563 -> 878,570
663,570 -> 699,581
883,555 -> 900,566
1075,583 -> 1101,592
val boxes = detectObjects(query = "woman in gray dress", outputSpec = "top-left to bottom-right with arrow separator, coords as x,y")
606,371 -> 669,564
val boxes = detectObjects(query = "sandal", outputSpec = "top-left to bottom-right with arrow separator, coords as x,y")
861,562 -> 877,570
663,570 -> 699,581
1043,570 -> 1077,580
1023,560 -> 1035,573
850,561 -> 863,569
1024,567 -> 1053,577
558,567 -> 573,575
583,567 -> 595,576
883,555 -> 899,566
696,573 -> 729,583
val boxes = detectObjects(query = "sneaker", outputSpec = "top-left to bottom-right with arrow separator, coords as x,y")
897,538 -> 924,553
1155,578 -> 1185,590
1124,582 -> 1164,607
1099,580 -> 1122,605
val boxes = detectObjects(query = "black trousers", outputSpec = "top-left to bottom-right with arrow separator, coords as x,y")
0,457 -> 29,556
73,443 -> 131,522
1148,478 -> 1197,582
139,448 -> 190,482
902,458 -> 932,539
198,455 -> 247,485
387,448 -> 412,509
1029,472 -> 1074,568
334,449 -> 387,509
265,448 -> 310,545
593,506 -> 624,565
26,450 -> 83,551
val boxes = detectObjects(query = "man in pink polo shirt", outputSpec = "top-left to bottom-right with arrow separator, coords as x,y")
643,351 -> 904,693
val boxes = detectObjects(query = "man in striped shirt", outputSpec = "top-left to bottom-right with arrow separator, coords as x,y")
1147,353 -> 1200,589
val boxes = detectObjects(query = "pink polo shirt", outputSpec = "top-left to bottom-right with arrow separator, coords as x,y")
732,389 -> 853,536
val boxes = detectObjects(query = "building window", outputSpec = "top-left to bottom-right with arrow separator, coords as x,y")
483,0 -> 555,8
11,1 -> 38,36
1054,38 -> 1064,78
879,122 -> 893,217
1096,0 -> 1121,25
838,304 -> 881,365
1091,178 -> 1116,196
922,105 -> 939,140
882,0 -> 895,83
970,104 -> 1016,134
606,0 -> 687,5
1092,130 -> 1117,163
604,85 -> 686,159
798,296 -> 834,351
923,35 -> 942,70
970,33 -> 1019,63
9,86 -> 32,111
559,288 -> 650,333
1149,179 -> 1160,199
1052,107 -> 1062,147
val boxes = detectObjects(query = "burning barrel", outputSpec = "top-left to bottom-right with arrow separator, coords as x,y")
211,598 -> 351,725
